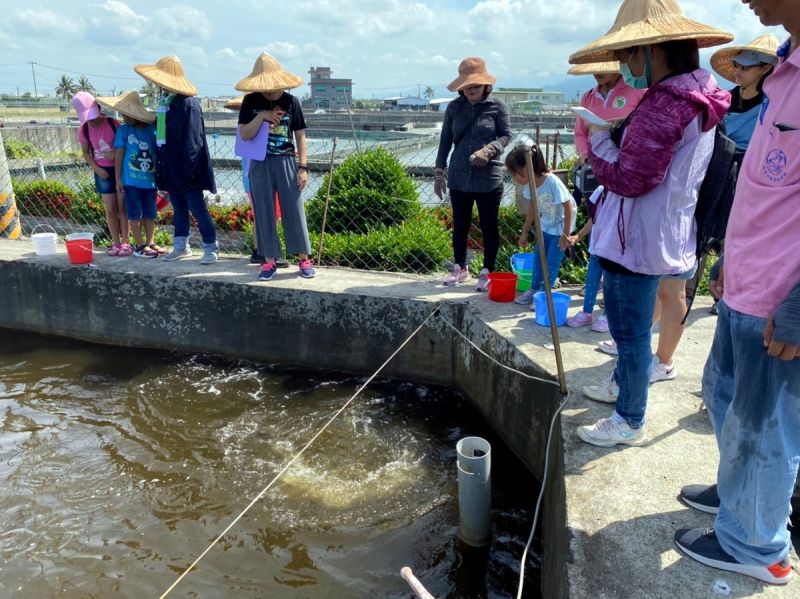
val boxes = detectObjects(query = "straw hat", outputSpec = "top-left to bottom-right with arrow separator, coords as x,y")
72,91 -> 100,125
134,55 -> 198,97
447,57 -> 497,92
234,53 -> 303,92
96,91 -> 155,124
710,33 -> 779,83
224,95 -> 246,111
569,0 -> 733,64
567,62 -> 621,76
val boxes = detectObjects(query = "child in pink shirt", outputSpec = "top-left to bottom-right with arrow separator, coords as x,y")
73,92 -> 130,256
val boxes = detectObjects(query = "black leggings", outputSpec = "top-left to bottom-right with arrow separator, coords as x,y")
449,187 -> 502,271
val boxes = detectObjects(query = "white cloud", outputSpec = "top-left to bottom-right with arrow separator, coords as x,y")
10,8 -> 83,36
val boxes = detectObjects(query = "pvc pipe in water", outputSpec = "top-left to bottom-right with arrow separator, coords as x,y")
456,436 -> 491,547
400,567 -> 435,599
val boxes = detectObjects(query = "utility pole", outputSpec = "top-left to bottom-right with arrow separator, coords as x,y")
30,62 -> 38,98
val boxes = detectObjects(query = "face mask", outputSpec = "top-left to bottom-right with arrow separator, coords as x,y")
620,46 -> 652,89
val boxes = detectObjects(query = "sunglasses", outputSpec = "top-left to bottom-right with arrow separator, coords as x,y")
732,61 -> 764,71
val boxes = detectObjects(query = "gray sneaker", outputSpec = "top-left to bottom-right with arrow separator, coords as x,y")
162,246 -> 193,261
200,250 -> 218,265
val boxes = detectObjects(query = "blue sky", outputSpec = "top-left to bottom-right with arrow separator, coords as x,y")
0,0 -> 785,100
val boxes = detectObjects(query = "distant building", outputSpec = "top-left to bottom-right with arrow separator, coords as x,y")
493,88 -> 566,112
381,96 -> 429,110
308,67 -> 353,109
428,98 -> 455,112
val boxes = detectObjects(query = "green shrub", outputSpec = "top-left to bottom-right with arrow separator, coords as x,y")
4,137 -> 43,159
307,147 -> 420,234
312,211 -> 450,273
70,177 -> 107,227
13,179 -> 74,219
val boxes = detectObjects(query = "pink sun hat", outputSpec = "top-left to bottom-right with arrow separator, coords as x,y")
72,91 -> 101,125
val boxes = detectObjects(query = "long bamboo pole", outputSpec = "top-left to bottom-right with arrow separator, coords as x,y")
316,138 -> 338,262
524,149 -> 567,395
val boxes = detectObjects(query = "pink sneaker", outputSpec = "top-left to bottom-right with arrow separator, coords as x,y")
443,265 -> 468,286
591,314 -> 609,333
567,311 -> 593,328
107,242 -> 121,256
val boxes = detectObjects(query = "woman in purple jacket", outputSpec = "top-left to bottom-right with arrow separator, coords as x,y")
568,0 -> 732,448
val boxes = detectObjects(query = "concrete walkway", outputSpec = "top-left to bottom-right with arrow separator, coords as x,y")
1,238 -> 797,597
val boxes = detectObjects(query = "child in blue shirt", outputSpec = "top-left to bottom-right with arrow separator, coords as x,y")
100,92 -> 161,258
505,145 -> 576,307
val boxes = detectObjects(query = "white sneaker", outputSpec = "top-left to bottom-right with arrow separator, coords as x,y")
200,250 -> 218,265
597,339 -> 618,355
162,246 -> 193,261
582,373 -> 619,403
443,265 -> 468,286
475,268 -> 490,292
650,355 -> 677,383
514,288 -> 535,305
577,412 -> 646,447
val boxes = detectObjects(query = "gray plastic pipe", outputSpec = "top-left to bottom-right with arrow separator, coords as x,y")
456,436 -> 492,547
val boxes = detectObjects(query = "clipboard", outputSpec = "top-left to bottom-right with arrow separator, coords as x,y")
235,123 -> 269,160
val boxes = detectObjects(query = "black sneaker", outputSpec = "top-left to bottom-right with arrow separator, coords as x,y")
250,250 -> 266,265
675,527 -> 793,585
709,301 -> 719,315
680,483 -> 720,514
276,258 -> 289,269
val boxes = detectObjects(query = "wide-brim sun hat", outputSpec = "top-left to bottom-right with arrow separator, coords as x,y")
447,57 -> 497,92
224,95 -> 246,111
567,62 -> 621,76
72,91 -> 100,125
134,55 -> 198,97
710,33 -> 779,83
96,90 -> 155,124
569,0 -> 733,64
234,53 -> 303,93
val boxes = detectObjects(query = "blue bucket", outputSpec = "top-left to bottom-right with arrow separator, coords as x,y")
534,291 -> 570,327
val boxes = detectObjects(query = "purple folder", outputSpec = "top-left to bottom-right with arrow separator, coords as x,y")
235,124 -> 269,160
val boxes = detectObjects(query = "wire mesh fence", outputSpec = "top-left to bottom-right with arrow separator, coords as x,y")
1,112 -> 584,279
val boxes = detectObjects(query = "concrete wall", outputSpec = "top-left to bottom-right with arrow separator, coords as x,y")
0,245 -> 568,598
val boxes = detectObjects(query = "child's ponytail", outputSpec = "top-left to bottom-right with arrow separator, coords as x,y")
504,144 -> 549,176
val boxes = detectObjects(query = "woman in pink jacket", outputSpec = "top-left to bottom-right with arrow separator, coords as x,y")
568,0 -> 732,448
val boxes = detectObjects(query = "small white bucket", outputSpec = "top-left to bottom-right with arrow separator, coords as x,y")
31,224 -> 58,256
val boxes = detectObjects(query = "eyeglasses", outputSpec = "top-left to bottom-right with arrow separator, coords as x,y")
732,61 -> 763,71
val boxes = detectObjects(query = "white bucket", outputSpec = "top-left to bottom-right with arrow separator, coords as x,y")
31,224 -> 57,256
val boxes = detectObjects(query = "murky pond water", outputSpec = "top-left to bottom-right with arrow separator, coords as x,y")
0,329 -> 541,598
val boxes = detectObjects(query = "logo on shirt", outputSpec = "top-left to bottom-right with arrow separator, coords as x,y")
613,96 -> 627,109
763,149 -> 788,183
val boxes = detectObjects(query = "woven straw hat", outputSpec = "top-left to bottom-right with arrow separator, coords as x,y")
224,95 -> 246,111
710,33 -> 779,83
134,55 -> 198,97
234,54 -> 303,92
569,0 -> 733,64
447,57 -> 497,92
96,91 -> 155,124
567,62 -> 621,76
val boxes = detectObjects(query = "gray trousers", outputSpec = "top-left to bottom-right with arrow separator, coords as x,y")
248,155 -> 311,259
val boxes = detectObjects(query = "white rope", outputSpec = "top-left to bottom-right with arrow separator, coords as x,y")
159,303 -> 445,598
516,391 -> 571,599
439,318 -> 561,388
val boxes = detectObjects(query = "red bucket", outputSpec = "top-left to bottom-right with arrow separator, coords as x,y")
65,232 -> 94,264
487,272 -> 518,302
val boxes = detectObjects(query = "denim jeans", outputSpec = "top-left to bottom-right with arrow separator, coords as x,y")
602,268 -> 660,428
531,231 -> 565,292
703,300 -> 800,566
583,252 -> 603,314
169,189 -> 218,251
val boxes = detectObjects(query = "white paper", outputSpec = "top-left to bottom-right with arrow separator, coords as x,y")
570,106 -> 609,127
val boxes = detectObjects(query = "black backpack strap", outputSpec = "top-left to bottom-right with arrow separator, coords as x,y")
81,121 -> 93,155
453,103 -> 489,147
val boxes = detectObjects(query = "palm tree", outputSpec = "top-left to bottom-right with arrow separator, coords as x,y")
139,81 -> 159,107
77,75 -> 96,94
54,74 -> 77,100
424,86 -> 434,101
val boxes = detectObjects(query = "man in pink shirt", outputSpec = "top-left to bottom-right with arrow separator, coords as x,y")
674,0 -> 800,586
